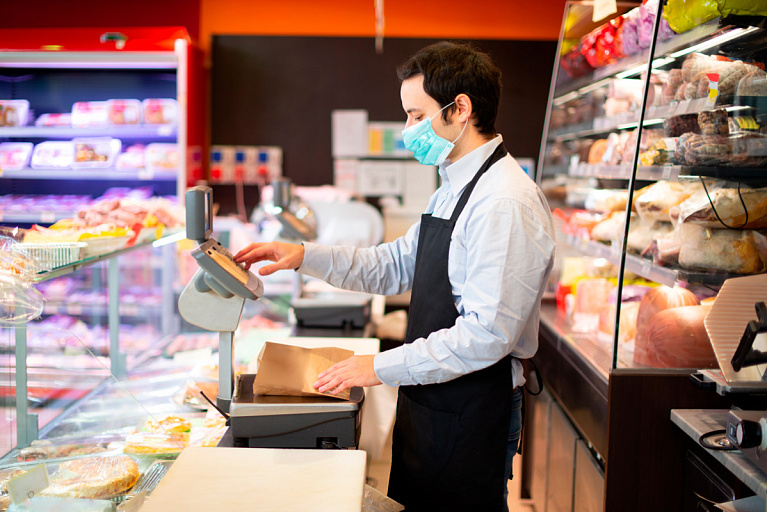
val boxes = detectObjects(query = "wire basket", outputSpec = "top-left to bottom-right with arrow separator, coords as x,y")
15,242 -> 88,270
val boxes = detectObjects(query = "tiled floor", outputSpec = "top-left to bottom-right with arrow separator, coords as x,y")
365,428 -> 535,511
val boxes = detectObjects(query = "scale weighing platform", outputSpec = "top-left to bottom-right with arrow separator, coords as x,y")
178,186 -> 363,449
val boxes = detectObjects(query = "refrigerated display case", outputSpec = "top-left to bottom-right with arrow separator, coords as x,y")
0,27 -> 204,227
528,1 -> 767,509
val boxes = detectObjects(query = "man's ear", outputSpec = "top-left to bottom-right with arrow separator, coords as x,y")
454,93 -> 473,123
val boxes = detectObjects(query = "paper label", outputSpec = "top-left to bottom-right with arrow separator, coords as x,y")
593,0 -> 617,22
8,464 -> 49,504
40,211 -> 56,224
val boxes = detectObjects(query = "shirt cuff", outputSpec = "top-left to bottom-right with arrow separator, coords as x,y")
296,242 -> 333,280
374,346 -> 408,387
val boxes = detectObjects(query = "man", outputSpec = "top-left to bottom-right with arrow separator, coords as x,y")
234,41 -> 555,512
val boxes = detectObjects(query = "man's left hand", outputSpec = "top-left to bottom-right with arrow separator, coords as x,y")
313,355 -> 382,395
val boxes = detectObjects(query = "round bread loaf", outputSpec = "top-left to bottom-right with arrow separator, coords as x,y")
40,455 -> 139,499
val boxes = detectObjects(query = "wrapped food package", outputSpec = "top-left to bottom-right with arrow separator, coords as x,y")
588,139 -> 609,163
639,137 -> 677,166
123,431 -> 189,455
573,278 -> 616,332
663,0 -> 720,34
106,99 -> 141,125
736,68 -> 767,96
730,133 -> 767,167
561,43 -> 593,79
555,209 -> 604,238
620,8 -> 641,56
634,180 -> 703,223
627,220 -> 674,253
0,99 -> 30,127
584,188 -> 629,214
698,109 -> 729,136
647,229 -> 681,267
145,415 -> 192,434
39,455 -> 140,499
634,285 -> 700,366
718,0 -> 767,17
644,305 -> 717,368
682,134 -> 732,166
0,142 -> 33,170
675,184 -> 767,229
677,223 -> 767,274
599,300 -> 641,343
639,0 -> 676,47
591,211 -> 629,244
663,114 -> 700,137
581,17 -> 624,69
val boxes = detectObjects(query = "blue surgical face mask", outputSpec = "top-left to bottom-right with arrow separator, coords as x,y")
402,102 -> 468,166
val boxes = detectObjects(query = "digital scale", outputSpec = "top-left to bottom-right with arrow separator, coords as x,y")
177,186 -> 363,449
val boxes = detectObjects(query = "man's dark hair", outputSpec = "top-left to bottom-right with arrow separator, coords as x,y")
397,41 -> 501,136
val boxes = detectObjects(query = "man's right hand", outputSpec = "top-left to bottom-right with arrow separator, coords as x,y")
233,242 -> 305,276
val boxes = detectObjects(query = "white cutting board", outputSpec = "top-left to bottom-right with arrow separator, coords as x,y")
139,447 -> 366,512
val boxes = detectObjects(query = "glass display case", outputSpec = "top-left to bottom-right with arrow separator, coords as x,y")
0,27 -> 203,228
529,1 -> 767,509
538,0 -> 767,377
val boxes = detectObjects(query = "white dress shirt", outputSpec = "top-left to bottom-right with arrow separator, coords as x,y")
298,135 -> 556,389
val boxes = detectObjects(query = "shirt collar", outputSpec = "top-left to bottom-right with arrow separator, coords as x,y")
439,135 -> 503,197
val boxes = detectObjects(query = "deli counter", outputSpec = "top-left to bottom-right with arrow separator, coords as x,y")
525,1 -> 767,511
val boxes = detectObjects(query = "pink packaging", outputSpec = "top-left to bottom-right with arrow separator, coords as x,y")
0,142 -> 33,170
0,99 -> 30,127
35,113 -> 72,127
142,99 -> 178,125
107,99 -> 141,125
116,144 -> 146,169
71,101 -> 109,128
72,137 -> 122,169
31,141 -> 75,169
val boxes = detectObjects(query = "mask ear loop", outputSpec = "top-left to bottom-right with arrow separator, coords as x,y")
452,116 -> 468,144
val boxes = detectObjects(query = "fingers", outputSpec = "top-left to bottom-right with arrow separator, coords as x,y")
312,355 -> 380,395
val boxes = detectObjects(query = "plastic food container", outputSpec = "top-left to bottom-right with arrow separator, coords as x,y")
142,99 -> 177,125
106,99 -> 141,125
145,143 -> 179,172
31,141 -> 75,169
115,145 -> 146,169
0,142 -> 33,170
35,113 -> 73,127
72,137 -> 122,169
0,99 -> 30,127
15,242 -> 88,270
71,101 -> 109,128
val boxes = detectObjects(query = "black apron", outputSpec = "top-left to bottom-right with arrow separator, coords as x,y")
388,143 -> 512,512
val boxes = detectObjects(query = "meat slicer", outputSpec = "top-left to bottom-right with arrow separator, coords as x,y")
694,274 -> 767,473
177,186 -> 363,449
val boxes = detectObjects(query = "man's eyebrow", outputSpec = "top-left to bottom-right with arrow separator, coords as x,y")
405,108 -> 421,114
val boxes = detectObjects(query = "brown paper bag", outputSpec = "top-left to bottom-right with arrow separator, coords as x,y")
252,341 -> 353,400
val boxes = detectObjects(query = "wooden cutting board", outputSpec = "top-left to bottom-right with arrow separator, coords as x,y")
139,447 -> 366,511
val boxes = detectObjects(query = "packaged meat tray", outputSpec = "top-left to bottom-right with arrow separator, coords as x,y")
0,99 -> 30,127
0,142 -> 33,170
106,99 -> 141,125
71,101 -> 109,128
31,141 -> 75,169
115,144 -> 146,169
145,143 -> 179,172
35,113 -> 73,127
142,99 -> 177,125
72,137 -> 122,169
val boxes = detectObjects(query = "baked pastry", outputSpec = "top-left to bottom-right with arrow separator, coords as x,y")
144,415 -> 191,434
123,431 -> 189,455
39,455 -> 139,499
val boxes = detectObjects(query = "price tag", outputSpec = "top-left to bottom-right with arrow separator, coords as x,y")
40,211 -> 56,224
68,303 -> 82,315
8,464 -> 49,504
122,303 -> 139,317
138,168 -> 154,181
641,261 -> 651,277
0,212 -> 3,222
592,0 -> 617,22
662,166 -> 671,180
